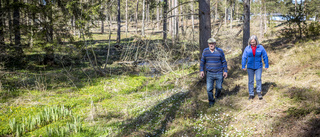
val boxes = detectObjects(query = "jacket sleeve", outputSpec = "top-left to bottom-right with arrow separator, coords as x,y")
262,47 -> 269,68
200,50 -> 206,72
241,47 -> 248,69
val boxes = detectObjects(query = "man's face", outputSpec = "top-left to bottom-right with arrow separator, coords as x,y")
208,42 -> 216,50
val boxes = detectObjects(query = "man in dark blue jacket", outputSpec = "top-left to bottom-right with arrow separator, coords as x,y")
242,35 -> 269,100
200,38 -> 228,107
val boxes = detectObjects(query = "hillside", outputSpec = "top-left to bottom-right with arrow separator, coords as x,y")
222,36 -> 320,136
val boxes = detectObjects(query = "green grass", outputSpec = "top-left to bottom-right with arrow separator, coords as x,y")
1,61 -> 239,136
1,22 -> 320,136
0,64 -> 203,136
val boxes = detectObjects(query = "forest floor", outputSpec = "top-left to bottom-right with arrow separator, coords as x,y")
0,20 -> 320,137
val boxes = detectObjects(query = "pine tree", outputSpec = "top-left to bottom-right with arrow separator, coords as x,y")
199,0 -> 211,57
243,0 -> 250,52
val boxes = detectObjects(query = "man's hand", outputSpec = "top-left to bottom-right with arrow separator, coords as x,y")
242,68 -> 247,71
200,71 -> 205,78
223,72 -> 228,78
264,68 -> 268,70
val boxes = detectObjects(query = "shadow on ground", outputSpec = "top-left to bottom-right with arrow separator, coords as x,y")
262,35 -> 320,52
116,80 -> 208,136
299,117 -> 320,137
226,54 -> 247,79
261,82 -> 277,97
271,86 -> 320,136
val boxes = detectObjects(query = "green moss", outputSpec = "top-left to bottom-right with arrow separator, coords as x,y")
285,107 -> 312,118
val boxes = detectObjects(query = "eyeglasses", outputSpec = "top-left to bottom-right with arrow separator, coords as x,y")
250,42 -> 257,44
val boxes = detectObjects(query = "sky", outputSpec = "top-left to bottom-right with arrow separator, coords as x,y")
292,0 -> 305,4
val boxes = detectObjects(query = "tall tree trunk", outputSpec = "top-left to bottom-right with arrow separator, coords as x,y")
190,1 -> 194,41
160,5 -> 162,25
180,5 -> 185,35
169,0 -> 172,38
264,0 -> 267,33
163,0 -> 168,41
174,0 -> 178,41
30,11 -> 35,48
157,0 -> 160,30
147,3 -> 149,22
230,2 -> 234,29
135,0 -> 139,34
47,3 -> 53,43
0,0 -> 4,48
259,0 -> 263,38
13,0 -> 23,55
44,1 -> 54,65
117,0 -> 121,43
101,19 -> 104,33
23,0 -> 27,27
125,0 -> 128,34
142,0 -> 145,36
199,0 -> 211,58
73,15 -> 76,36
243,0 -> 250,53
105,15 -> 112,70
26,0 -> 32,48
101,4 -> 105,34
303,0 -> 306,17
225,0 -> 227,25
236,0 -> 239,20
215,0 -> 218,22
6,0 -> 13,45
295,0 -> 297,14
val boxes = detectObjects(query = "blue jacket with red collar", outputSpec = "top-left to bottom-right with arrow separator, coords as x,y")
242,45 -> 269,69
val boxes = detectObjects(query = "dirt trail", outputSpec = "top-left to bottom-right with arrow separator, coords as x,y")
220,37 -> 320,136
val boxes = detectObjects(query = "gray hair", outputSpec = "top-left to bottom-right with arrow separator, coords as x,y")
248,35 -> 259,46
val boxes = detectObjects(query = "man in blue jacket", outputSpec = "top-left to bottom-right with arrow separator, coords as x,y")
242,35 -> 269,100
200,38 -> 228,107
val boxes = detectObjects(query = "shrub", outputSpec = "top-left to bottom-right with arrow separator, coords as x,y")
306,22 -> 320,36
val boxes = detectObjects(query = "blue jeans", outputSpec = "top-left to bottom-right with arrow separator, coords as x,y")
206,71 -> 223,105
247,68 -> 262,96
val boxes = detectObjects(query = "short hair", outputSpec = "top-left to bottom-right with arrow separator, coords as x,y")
248,35 -> 259,46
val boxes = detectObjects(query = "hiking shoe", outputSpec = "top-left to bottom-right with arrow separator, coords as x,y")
248,95 -> 254,100
209,101 -> 215,108
257,92 -> 263,100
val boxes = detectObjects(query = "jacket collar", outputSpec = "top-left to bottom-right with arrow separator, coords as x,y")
249,45 -> 261,49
